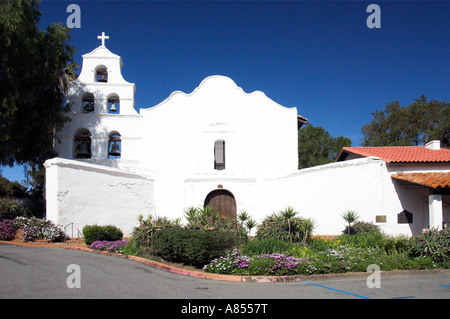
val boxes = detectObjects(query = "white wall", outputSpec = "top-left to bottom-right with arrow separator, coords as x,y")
44,158 -> 155,237
262,157 -> 433,237
139,76 -> 299,179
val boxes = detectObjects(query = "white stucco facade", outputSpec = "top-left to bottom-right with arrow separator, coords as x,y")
44,38 -> 449,237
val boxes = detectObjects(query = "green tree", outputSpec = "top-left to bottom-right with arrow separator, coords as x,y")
361,95 -> 450,147
298,124 -> 352,169
0,0 -> 75,170
0,176 -> 28,198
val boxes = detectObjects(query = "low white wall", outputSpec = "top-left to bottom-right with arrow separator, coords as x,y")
44,158 -> 155,237
264,157 -> 413,236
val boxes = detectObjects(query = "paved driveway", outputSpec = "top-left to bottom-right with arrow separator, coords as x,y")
1,243 -> 449,301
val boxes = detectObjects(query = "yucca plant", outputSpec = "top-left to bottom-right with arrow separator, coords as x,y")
279,207 -> 299,243
244,218 -> 258,237
238,211 -> 250,223
300,218 -> 317,244
341,210 -> 359,235
256,208 -> 313,244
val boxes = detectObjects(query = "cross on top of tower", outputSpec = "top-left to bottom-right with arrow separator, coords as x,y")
97,32 -> 109,47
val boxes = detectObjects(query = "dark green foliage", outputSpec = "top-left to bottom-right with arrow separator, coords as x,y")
184,206 -> 248,244
408,228 -> 450,263
129,214 -> 180,254
256,207 -> 315,244
0,198 -> 30,220
151,228 -> 237,268
0,0 -> 76,167
298,124 -> 352,169
343,221 -> 380,235
241,238 -> 294,256
361,95 -> 450,147
0,176 -> 29,198
82,225 -> 123,246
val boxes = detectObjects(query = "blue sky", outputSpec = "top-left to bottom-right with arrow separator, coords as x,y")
1,0 -> 450,184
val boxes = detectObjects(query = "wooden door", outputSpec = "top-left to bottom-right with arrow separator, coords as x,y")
204,190 -> 236,219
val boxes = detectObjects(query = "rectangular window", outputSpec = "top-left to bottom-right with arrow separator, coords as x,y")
214,140 -> 225,170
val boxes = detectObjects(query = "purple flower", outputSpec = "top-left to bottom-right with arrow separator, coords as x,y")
0,219 -> 16,241
90,240 -> 129,253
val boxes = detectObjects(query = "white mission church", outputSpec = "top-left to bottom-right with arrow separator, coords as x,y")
44,34 -> 450,237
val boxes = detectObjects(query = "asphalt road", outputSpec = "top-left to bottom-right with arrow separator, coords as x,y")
1,243 -> 449,301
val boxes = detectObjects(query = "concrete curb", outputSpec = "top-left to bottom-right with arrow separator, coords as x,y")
65,246 -> 450,283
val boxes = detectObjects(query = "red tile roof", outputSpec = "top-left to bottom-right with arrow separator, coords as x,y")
336,146 -> 450,163
391,172 -> 450,189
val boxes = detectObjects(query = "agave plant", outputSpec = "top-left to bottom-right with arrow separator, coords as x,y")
183,207 -> 199,224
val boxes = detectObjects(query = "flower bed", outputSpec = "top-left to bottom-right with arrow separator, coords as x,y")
89,240 -> 129,254
202,235 -> 448,276
0,217 -> 66,242
0,219 -> 16,241
203,249 -> 319,276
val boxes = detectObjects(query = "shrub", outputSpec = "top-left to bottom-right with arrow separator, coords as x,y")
306,236 -> 340,252
12,217 -> 65,242
184,206 -> 248,244
337,231 -> 384,249
129,214 -> 181,254
241,238 -> 294,256
343,221 -> 380,235
0,198 -> 29,220
408,228 -> 450,263
82,225 -> 123,246
152,228 -> 237,268
379,235 -> 410,255
256,208 -> 315,244
0,219 -> 16,240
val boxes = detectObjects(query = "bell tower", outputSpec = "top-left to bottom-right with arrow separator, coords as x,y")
55,32 -> 140,161
70,32 -> 137,116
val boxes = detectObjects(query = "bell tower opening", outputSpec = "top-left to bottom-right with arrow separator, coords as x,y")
108,132 -> 121,159
107,94 -> 120,114
74,129 -> 92,159
82,93 -> 95,114
95,65 -> 108,83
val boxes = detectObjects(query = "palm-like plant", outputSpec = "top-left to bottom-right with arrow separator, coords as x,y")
301,218 -> 317,244
341,210 -> 359,235
244,218 -> 258,237
279,206 -> 299,243
238,211 -> 250,223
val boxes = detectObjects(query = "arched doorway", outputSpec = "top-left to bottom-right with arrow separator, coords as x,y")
204,189 -> 236,219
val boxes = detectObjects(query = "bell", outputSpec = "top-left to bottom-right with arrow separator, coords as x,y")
109,142 -> 121,157
109,103 -> 117,113
84,101 -> 94,113
98,75 -> 107,83
76,142 -> 90,158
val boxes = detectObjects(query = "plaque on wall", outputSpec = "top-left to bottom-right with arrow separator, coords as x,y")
397,210 -> 413,224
